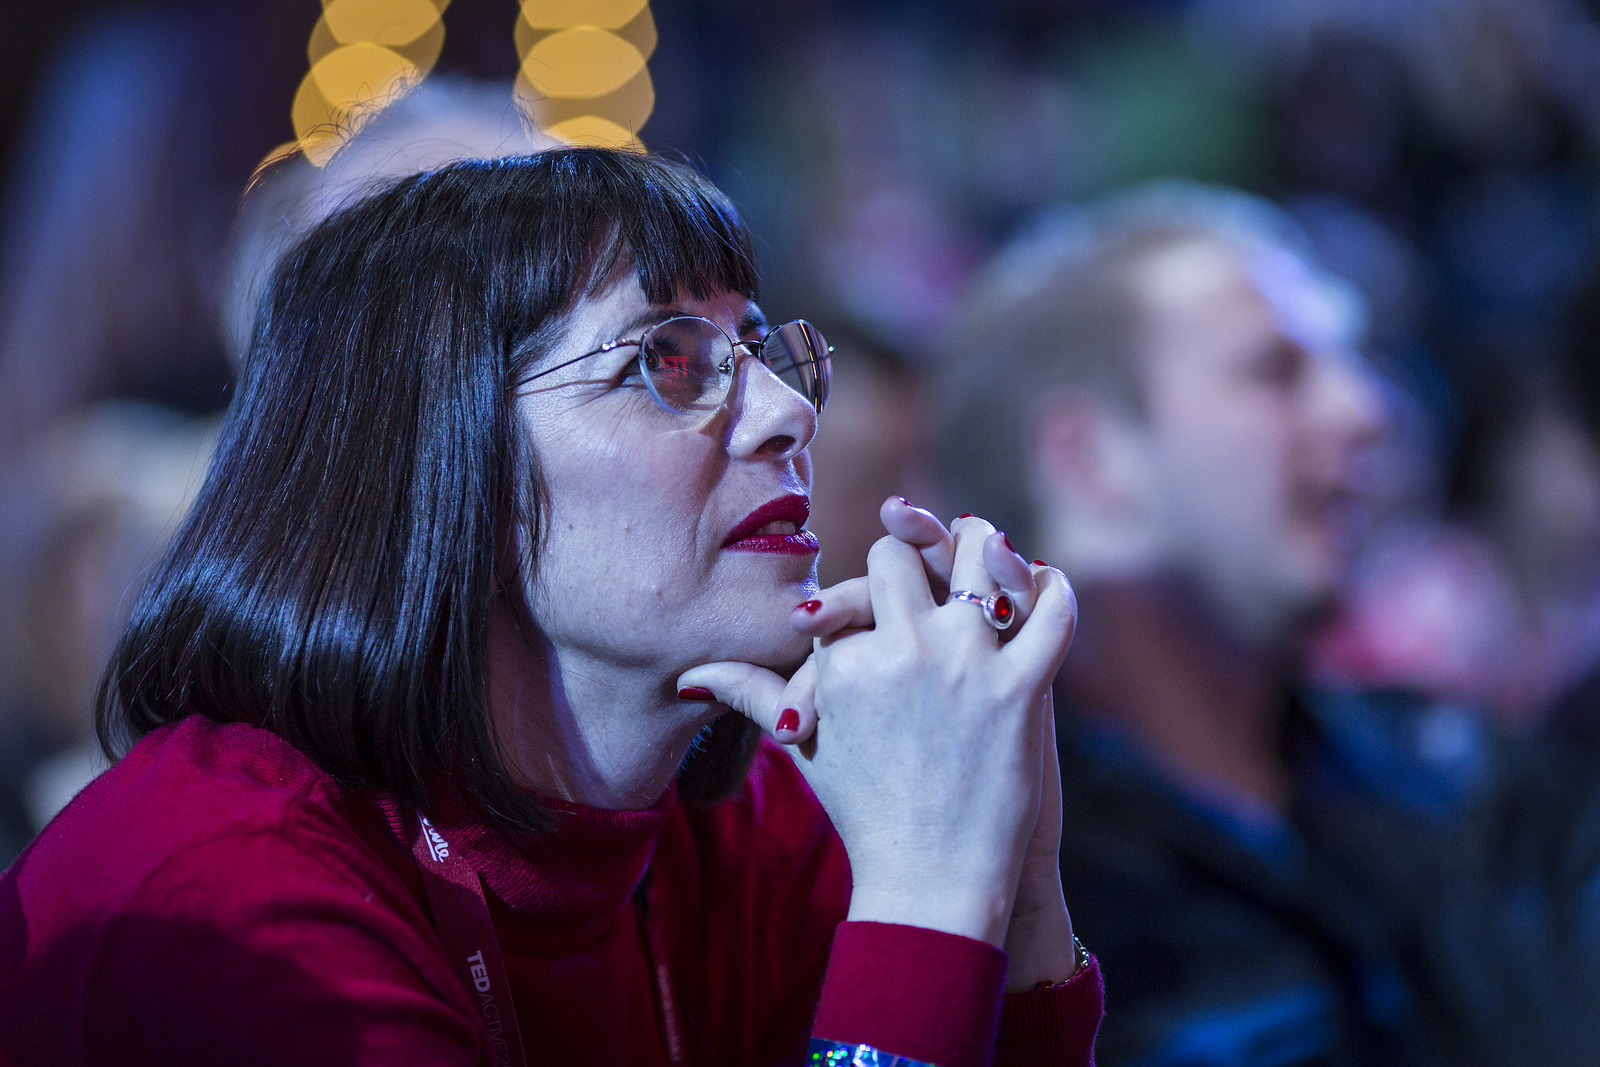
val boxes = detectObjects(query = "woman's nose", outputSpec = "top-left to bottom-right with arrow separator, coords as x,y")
725,351 -> 818,461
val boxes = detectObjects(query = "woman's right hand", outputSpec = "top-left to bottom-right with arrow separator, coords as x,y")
679,508 -> 1077,947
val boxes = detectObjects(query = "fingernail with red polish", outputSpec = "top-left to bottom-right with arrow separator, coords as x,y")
1001,532 -> 1016,553
1033,559 -> 1047,567
957,512 -> 975,519
678,687 -> 716,701
794,599 -> 823,614
776,708 -> 801,734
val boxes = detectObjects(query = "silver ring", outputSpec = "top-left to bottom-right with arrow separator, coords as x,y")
948,589 -> 1016,631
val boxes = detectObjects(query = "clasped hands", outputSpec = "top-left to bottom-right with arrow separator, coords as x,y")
679,498 -> 1080,989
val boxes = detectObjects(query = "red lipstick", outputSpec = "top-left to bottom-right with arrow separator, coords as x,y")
723,494 -> 819,555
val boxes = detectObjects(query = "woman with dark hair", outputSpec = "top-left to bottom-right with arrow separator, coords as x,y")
0,148 -> 1099,1065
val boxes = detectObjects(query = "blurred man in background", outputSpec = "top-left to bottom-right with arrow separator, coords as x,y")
939,185 -> 1459,1066
804,321 -> 943,588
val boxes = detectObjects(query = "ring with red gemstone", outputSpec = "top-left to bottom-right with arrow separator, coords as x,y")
948,589 -> 1016,631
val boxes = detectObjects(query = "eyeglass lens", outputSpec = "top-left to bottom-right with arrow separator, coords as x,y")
639,317 -> 831,415
761,321 -> 831,414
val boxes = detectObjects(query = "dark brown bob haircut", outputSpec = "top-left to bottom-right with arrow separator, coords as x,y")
97,147 -> 764,832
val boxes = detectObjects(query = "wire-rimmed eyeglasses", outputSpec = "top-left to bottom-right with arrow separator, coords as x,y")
519,316 -> 832,416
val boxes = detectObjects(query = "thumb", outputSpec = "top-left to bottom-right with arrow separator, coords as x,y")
677,659 -> 816,743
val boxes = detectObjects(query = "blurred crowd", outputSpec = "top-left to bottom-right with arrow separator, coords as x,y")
7,0 -> 1600,1063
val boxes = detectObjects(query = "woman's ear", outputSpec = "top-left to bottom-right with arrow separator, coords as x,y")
493,512 -> 522,597
494,439 -> 544,604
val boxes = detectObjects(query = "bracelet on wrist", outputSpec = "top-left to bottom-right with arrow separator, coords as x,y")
1031,936 -> 1090,991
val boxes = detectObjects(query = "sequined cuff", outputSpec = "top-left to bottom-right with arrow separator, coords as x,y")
807,1038 -> 942,1066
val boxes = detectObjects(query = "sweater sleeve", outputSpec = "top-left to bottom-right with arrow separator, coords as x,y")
812,922 -> 1103,1067
996,953 -> 1104,1067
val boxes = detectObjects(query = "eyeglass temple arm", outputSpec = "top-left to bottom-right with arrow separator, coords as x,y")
516,338 -> 643,387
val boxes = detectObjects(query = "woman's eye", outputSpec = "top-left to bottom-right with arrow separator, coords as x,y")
615,348 -> 653,378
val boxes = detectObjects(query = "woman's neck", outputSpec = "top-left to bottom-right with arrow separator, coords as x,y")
485,595 -> 713,810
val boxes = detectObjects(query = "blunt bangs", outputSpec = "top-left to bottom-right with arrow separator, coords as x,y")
570,154 -> 759,306
97,148 -> 763,833
467,150 -> 759,367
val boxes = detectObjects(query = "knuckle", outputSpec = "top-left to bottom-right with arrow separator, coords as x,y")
1033,586 -> 1076,629
866,535 -> 913,569
882,641 -> 924,677
825,641 -> 880,683
1044,567 -> 1077,603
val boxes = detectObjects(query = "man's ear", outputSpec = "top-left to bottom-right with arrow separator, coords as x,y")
1030,389 -> 1149,512
1028,389 -> 1165,575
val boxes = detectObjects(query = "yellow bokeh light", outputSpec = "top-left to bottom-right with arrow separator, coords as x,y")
516,65 -> 654,136
515,4 -> 654,63
290,0 -> 457,167
523,28 -> 644,99
290,74 -> 348,166
520,0 -> 647,30
396,17 -> 446,72
310,14 -> 444,75
545,114 -> 644,150
323,0 -> 441,46
310,43 -> 419,112
323,0 -> 450,6
291,73 -> 331,140
618,6 -> 657,60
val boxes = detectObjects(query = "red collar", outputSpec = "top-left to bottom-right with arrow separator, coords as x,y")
381,781 -> 678,923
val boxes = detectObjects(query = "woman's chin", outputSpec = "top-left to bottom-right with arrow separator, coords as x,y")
706,620 -> 812,675
763,629 -> 814,674
684,578 -> 818,672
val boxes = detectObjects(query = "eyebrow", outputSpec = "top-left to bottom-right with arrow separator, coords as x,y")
614,306 -> 769,340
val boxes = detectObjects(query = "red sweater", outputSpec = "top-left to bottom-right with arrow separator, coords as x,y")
0,716 -> 1101,1065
